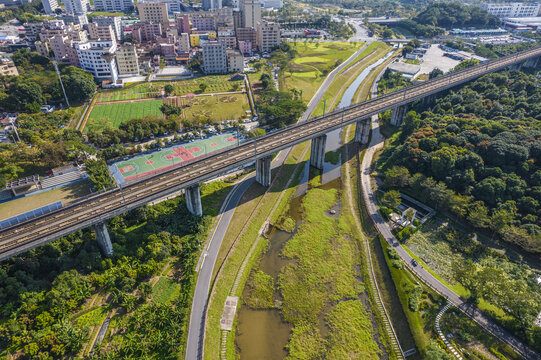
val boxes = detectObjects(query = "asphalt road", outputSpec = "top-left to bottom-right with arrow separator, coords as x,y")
360,66 -> 541,360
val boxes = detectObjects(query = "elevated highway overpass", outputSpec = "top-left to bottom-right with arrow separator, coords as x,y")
1,45 -> 540,261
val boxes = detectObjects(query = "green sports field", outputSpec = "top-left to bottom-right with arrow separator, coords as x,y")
110,133 -> 239,184
86,100 -> 163,131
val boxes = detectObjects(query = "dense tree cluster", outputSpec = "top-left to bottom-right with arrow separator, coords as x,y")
397,2 -> 499,37
0,193 -> 210,359
1,49 -> 95,112
380,71 -> 541,254
257,89 -> 307,128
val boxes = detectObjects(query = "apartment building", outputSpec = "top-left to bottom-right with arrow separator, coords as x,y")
61,14 -> 88,26
93,0 -> 134,12
41,0 -> 58,15
91,16 -> 123,40
219,35 -> 236,48
226,49 -> 243,72
236,27 -> 256,49
238,39 -> 252,54
116,44 -> 139,76
64,0 -> 90,15
0,58 -> 18,76
35,41 -> 50,57
256,20 -> 280,52
202,41 -> 227,73
192,14 -> 215,31
240,0 -> 260,27
131,22 -> 163,42
87,23 -> 116,41
175,14 -> 191,34
178,32 -> 190,52
23,22 -> 43,40
75,40 -> 118,81
480,2 -> 540,18
137,1 -> 169,29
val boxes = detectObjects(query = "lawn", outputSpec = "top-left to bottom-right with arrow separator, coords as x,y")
96,75 -> 244,102
151,277 -> 180,304
280,41 -> 363,103
182,94 -> 251,122
86,100 -> 163,131
0,180 -> 91,221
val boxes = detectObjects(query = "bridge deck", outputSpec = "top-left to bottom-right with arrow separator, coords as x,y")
1,46 -> 541,260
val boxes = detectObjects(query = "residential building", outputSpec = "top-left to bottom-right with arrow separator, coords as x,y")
219,35 -> 236,48
23,22 -> 43,40
91,16 -> 123,40
240,0 -> 260,27
131,22 -> 162,42
480,2 -> 540,18
233,10 -> 242,29
175,14 -> 191,34
116,44 -> 139,75
190,33 -> 200,47
238,39 -> 252,54
256,20 -> 280,52
214,7 -> 234,28
93,0 -> 134,12
137,1 -> 169,29
236,26 -> 256,49
178,32 -> 190,52
0,58 -> 18,76
202,41 -> 226,73
39,20 -> 68,41
62,14 -> 88,26
226,48 -> 243,72
202,0 -> 221,10
64,0 -> 90,15
75,39 -> 118,81
41,0 -> 58,15
160,43 -> 176,61
191,13 -> 215,31
35,41 -> 50,57
87,23 -> 116,41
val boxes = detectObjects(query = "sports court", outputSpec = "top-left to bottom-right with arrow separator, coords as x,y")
110,132 -> 239,184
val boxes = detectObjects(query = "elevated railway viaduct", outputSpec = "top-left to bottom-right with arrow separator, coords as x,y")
1,46 -> 540,262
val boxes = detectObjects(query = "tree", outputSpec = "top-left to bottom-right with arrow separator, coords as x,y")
425,341 -> 454,360
382,28 -> 393,38
453,59 -> 479,72
384,166 -> 410,188
164,84 -> 174,96
429,68 -> 444,79
382,190 -> 401,209
467,204 -> 490,229
61,66 -> 96,103
198,83 -> 207,93
160,103 -> 181,116
85,159 -> 114,190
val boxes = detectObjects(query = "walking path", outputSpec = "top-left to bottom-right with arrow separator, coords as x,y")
359,58 -> 541,360
435,304 -> 463,360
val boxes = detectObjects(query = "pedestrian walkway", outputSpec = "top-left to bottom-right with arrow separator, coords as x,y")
435,304 -> 463,360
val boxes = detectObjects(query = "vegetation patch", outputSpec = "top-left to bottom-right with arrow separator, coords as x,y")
87,100 -> 163,131
243,270 -> 275,309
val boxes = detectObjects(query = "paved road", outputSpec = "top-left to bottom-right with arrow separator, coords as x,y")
359,65 -> 541,360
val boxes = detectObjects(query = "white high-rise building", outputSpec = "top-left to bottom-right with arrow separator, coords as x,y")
480,2 -> 540,18
75,40 -> 118,81
261,0 -> 282,9
240,0 -> 260,28
202,41 -> 227,73
64,0 -> 90,15
42,0 -> 59,14
93,0 -> 134,12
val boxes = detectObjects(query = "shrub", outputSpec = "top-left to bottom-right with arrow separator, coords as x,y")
408,285 -> 423,312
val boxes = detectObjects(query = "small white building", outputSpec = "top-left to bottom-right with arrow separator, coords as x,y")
226,49 -> 244,73
480,2 -> 540,18
75,40 -> 118,81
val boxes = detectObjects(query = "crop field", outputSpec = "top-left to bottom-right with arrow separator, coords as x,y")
86,100 -> 163,131
181,94 -> 251,122
96,75 -> 244,102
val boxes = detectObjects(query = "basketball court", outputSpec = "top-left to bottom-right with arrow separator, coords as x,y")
110,132 -> 239,184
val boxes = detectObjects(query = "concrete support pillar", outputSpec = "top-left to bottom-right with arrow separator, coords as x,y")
390,104 -> 407,126
310,134 -> 327,170
185,184 -> 202,217
354,118 -> 370,144
92,222 -> 113,257
422,94 -> 436,106
255,156 -> 272,187
524,56 -> 539,69
510,63 -> 522,71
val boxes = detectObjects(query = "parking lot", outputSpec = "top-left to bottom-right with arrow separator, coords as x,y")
419,44 -> 461,74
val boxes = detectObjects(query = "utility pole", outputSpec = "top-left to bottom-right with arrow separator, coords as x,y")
53,61 -> 70,108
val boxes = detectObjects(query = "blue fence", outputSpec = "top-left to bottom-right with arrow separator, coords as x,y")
0,201 -> 62,229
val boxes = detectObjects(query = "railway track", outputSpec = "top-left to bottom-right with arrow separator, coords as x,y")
1,45 -> 540,260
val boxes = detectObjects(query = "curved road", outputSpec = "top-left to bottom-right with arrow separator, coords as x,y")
360,70 -> 541,360
184,41 -> 376,360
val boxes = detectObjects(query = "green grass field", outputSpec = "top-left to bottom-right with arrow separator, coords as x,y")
151,277 -> 180,304
182,94 -> 251,122
86,100 -> 163,131
111,133 -> 238,183
97,75 -> 243,102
